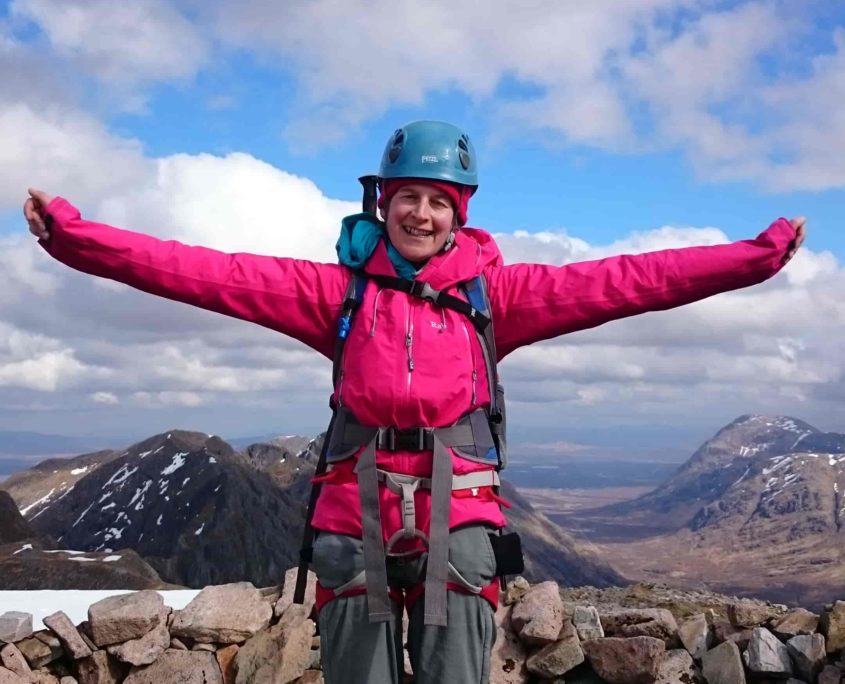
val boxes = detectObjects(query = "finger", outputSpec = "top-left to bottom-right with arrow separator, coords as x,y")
27,188 -> 52,210
790,216 -> 806,231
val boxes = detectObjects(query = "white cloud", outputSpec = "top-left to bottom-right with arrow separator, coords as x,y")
0,323 -> 90,391
90,392 -> 118,405
0,103 -> 151,210
10,0 -> 209,102
202,1 -> 844,190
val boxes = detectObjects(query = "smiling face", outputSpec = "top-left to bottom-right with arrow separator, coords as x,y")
384,183 -> 456,264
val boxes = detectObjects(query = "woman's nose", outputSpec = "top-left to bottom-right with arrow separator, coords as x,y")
410,199 -> 432,219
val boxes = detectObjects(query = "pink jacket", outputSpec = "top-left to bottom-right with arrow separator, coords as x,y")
41,197 -> 797,542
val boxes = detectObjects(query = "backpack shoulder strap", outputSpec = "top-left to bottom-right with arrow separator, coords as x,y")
461,274 -> 499,414
332,271 -> 368,389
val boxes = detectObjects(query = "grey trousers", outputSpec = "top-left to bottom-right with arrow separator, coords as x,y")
312,525 -> 498,684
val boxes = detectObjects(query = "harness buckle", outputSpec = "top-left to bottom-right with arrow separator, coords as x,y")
410,280 -> 441,304
382,426 -> 432,452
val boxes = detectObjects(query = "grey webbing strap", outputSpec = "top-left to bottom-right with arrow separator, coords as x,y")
376,469 -> 501,494
399,481 -> 419,536
357,437 -> 392,623
424,435 -> 453,627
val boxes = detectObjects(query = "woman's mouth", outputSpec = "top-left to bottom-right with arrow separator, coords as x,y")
403,225 -> 433,238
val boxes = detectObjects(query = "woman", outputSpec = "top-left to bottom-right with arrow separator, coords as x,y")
24,120 -> 805,683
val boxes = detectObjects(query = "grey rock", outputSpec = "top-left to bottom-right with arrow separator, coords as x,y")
728,600 -> 777,628
43,611 -> 93,660
525,621 -> 584,678
656,649 -> 703,684
106,613 -> 170,666
29,671 -> 59,684
0,668 -> 26,684
192,642 -> 216,652
235,614 -> 314,684
711,619 -> 752,649
0,613 -> 32,644
60,678 -> 79,684
787,633 -> 826,681
14,637 -> 58,669
510,581 -> 564,646
504,577 -> 531,606
677,613 -> 710,661
298,672 -> 323,684
489,604 -> 529,684
582,636 -> 665,684
772,608 -> 819,638
275,566 -> 316,618
171,583 -> 272,644
820,601 -> 845,654
701,641 -> 746,684
600,608 -> 678,646
88,591 -> 164,647
75,650 -> 128,684
169,638 -> 188,651
573,606 -> 604,641
123,650 -> 223,684
742,627 -> 792,677
819,664 -> 844,684
0,644 -> 30,678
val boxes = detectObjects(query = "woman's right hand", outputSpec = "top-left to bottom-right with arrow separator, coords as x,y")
24,188 -> 54,240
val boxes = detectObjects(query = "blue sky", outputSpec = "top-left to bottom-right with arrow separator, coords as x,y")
1,0 -> 844,458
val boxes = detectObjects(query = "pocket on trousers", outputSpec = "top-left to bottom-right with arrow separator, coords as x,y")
448,525 -> 498,588
311,533 -> 365,589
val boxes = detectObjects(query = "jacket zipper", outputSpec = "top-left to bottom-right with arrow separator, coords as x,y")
406,299 -> 415,397
462,319 -> 477,406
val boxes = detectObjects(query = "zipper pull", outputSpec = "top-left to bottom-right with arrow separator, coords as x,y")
406,333 -> 414,371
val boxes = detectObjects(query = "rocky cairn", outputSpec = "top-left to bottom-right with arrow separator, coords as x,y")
4,574 -> 845,683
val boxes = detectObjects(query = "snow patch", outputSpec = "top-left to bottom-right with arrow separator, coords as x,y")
103,527 -> 125,541
72,502 -> 95,528
20,488 -> 56,516
129,480 -> 152,511
70,466 -> 89,475
194,522 -> 205,536
161,453 -> 187,476
104,464 -> 138,488
208,456 -> 217,464
12,544 -> 33,555
102,555 -> 121,562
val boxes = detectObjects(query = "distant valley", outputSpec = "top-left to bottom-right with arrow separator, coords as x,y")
532,415 -> 845,610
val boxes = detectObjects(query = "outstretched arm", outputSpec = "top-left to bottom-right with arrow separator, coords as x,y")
487,217 -> 805,360
24,189 -> 347,359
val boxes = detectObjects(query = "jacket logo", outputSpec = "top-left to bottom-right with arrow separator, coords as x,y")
430,321 -> 447,330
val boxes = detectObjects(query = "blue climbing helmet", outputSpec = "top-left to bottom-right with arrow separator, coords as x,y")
378,120 -> 479,193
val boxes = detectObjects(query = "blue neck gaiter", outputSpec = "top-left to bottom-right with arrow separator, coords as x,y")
336,213 -> 418,279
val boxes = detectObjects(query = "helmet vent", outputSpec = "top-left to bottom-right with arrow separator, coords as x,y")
388,146 -> 401,163
458,135 -> 471,168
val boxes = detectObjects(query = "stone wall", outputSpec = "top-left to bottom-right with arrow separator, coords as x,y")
2,570 -> 845,683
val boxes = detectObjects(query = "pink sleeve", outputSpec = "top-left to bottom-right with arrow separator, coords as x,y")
487,218 -> 797,359
41,197 -> 347,359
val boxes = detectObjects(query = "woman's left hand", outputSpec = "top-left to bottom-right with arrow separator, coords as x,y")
783,216 -> 806,264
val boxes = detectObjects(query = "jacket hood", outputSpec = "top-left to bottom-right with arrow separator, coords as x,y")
363,225 -> 503,290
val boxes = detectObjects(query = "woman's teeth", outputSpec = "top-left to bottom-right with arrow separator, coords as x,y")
403,225 -> 432,237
